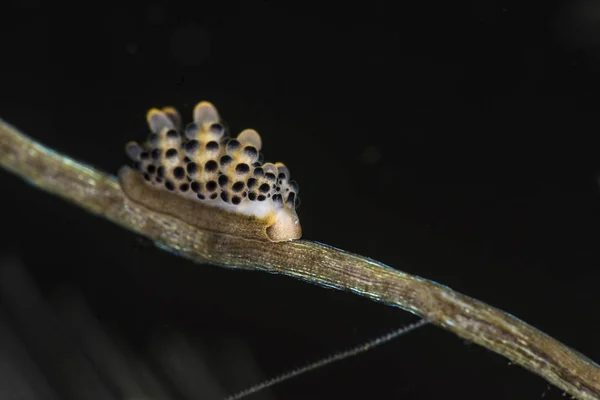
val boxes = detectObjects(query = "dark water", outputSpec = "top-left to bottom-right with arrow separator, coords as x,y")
1,1 -> 600,399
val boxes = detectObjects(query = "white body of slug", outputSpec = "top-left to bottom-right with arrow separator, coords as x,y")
122,101 -> 301,242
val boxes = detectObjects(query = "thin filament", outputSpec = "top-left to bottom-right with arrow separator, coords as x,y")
224,318 -> 428,400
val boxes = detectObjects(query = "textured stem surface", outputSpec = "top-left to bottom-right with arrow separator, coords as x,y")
1,119 -> 599,400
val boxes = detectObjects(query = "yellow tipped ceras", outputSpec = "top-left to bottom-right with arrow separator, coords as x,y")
118,101 -> 302,242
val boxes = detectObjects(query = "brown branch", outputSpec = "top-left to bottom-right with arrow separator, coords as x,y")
1,118 -> 599,400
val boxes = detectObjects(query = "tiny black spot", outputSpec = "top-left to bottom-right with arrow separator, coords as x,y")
275,186 -> 280,191
243,146 -> 258,159
248,192 -> 257,201
157,166 -> 165,179
231,196 -> 241,205
253,167 -> 264,177
187,162 -> 198,176
146,165 -> 156,174
287,192 -> 296,205
184,140 -> 199,154
151,149 -> 161,160
278,172 -> 287,180
210,123 -> 224,135
191,181 -> 201,193
165,180 -> 175,191
140,152 -> 149,160
210,193 -> 218,200
278,180 -> 282,185
259,183 -> 270,193
166,129 -> 179,139
220,192 -> 229,202
235,163 -> 250,174
179,183 -> 189,192
220,155 -> 233,167
226,139 -> 240,152
206,141 -> 219,151
205,160 -> 218,173
206,180 -> 217,192
156,177 -> 163,183
183,156 -> 191,163
247,178 -> 257,188
166,148 -> 178,158
173,166 -> 185,180
265,172 -> 276,182
143,173 -> 151,181
232,181 -> 245,192
218,175 -> 229,187
257,195 -> 266,201
242,192 -> 247,197
197,193 -> 205,200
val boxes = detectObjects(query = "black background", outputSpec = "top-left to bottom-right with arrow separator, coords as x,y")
1,1 -> 600,399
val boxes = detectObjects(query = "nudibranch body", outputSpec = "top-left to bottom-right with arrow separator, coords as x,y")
119,101 -> 301,242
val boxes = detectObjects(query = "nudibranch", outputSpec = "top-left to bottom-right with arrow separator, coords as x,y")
118,101 -> 301,242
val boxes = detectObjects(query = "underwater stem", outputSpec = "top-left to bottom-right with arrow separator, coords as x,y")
1,119 -> 599,400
